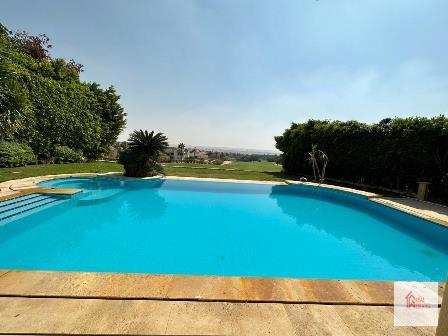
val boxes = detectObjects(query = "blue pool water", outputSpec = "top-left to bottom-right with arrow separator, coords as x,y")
0,177 -> 447,281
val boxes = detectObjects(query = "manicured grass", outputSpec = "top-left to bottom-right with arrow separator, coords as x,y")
164,166 -> 289,182
0,161 -> 289,183
0,162 -> 123,183
163,160 -> 286,181
223,161 -> 281,172
164,161 -> 282,172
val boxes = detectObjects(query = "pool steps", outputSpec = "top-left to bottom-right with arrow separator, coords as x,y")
0,194 -> 67,223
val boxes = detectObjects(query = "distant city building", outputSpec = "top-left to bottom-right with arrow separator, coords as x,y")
164,147 -> 208,162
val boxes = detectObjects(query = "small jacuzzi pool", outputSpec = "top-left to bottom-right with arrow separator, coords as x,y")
0,176 -> 447,281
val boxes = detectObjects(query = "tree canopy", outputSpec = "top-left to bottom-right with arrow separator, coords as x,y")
0,23 -> 126,161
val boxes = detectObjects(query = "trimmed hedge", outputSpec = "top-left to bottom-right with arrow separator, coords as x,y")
275,117 -> 448,203
0,141 -> 36,167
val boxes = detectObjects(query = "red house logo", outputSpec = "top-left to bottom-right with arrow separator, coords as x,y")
405,291 -> 416,308
405,290 -> 429,309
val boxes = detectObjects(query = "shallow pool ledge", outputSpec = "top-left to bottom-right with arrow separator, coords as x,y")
0,172 -> 120,202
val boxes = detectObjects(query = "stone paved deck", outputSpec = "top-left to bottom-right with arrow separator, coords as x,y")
0,270 -> 442,335
0,297 -> 438,335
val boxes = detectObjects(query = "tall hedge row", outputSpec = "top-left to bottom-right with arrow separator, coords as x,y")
0,23 -> 126,161
275,117 -> 448,203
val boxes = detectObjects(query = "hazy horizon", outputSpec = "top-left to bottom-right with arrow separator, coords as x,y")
2,0 -> 448,150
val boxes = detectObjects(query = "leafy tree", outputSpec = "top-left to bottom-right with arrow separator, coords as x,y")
0,76 -> 31,140
0,22 -> 126,161
12,30 -> 52,60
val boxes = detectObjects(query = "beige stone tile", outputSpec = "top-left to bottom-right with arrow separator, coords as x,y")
0,297 -> 171,335
0,270 -> 443,305
0,297 -> 438,336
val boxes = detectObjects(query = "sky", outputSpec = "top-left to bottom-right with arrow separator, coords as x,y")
2,0 -> 448,150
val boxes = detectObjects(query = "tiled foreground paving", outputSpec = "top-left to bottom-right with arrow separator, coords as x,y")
0,270 -> 443,335
0,297 -> 437,335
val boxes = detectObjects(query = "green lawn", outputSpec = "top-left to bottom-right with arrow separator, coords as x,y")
222,161 -> 281,172
0,162 -> 123,183
164,166 -> 288,181
0,161 -> 289,183
164,161 -> 282,172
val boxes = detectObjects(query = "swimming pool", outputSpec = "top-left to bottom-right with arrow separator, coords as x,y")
0,177 -> 447,281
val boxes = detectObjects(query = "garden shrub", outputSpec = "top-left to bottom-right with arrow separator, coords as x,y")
0,141 -> 36,167
53,145 -> 84,163
275,117 -> 448,204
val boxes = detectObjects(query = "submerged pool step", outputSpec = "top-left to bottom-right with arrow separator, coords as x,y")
0,194 -> 67,222
0,193 -> 44,209
0,194 -> 55,215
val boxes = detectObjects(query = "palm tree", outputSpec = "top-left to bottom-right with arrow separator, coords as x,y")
128,130 -> 168,159
177,142 -> 186,161
120,129 -> 169,177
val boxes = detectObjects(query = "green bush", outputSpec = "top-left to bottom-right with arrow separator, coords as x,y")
0,141 -> 36,167
53,145 -> 84,163
275,116 -> 448,203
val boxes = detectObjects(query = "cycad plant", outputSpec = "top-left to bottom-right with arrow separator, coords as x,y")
120,129 -> 168,177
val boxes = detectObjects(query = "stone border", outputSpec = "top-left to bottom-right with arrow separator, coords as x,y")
285,180 -> 381,198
